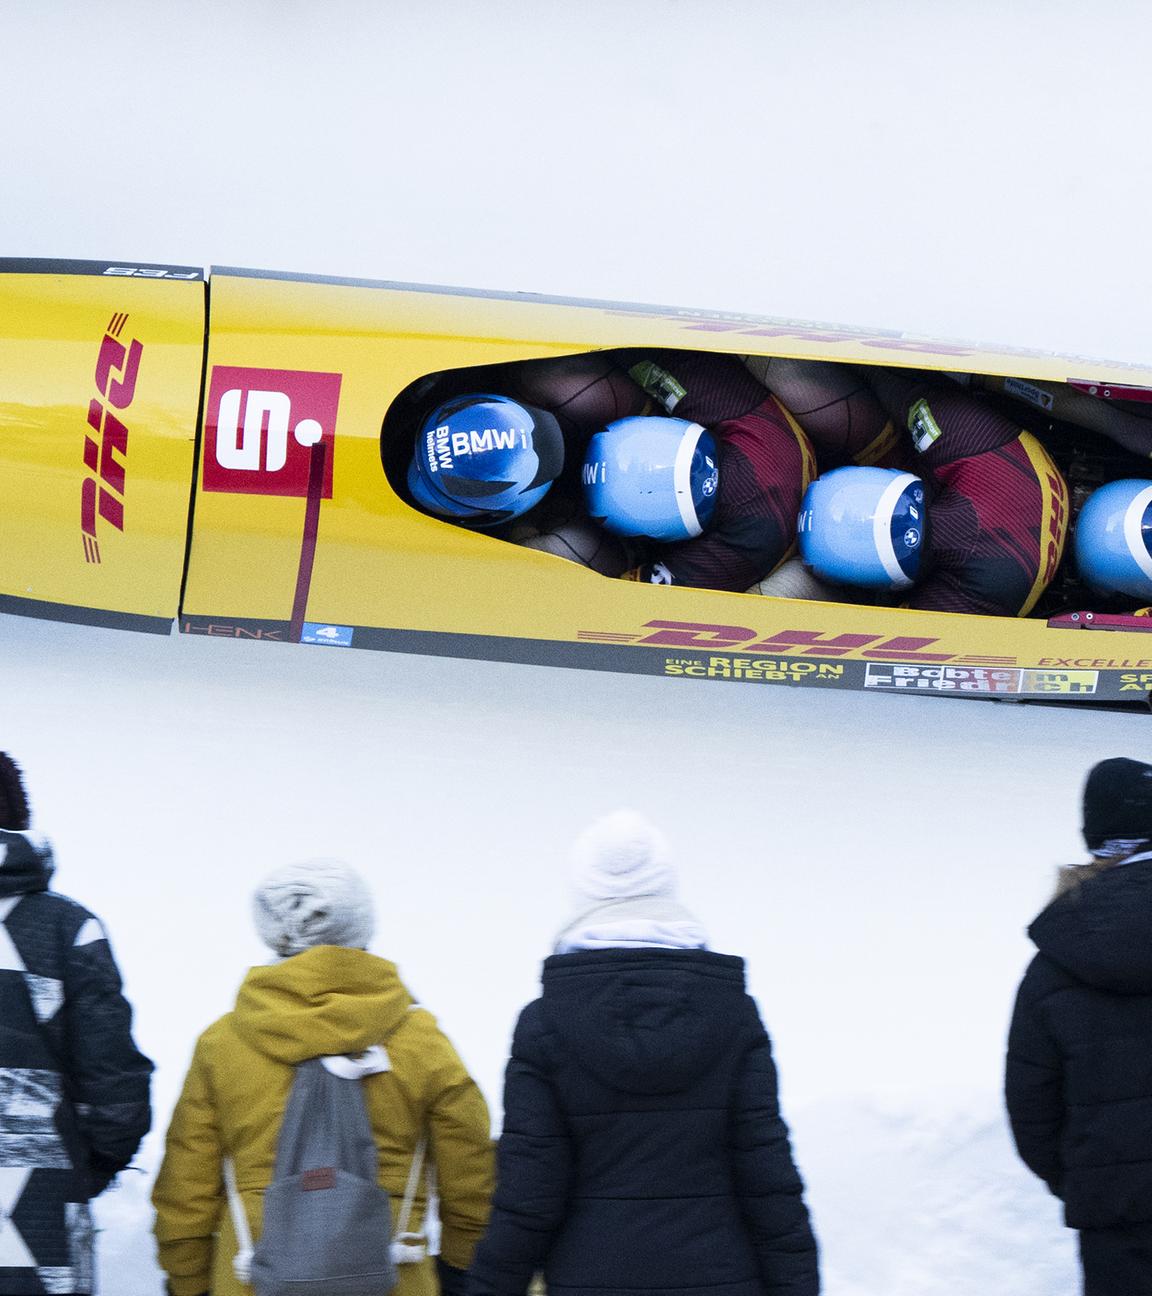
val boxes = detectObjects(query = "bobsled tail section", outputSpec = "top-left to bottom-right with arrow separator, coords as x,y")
0,259 -> 205,630
8,259 -> 1152,706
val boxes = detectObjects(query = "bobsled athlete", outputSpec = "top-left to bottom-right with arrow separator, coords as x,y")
789,369 -> 1069,616
1073,478 -> 1152,606
404,392 -> 568,528
396,351 -> 648,534
743,357 -> 1152,466
468,810 -> 820,1296
742,354 -> 902,469
513,348 -> 817,589
1006,757 -> 1152,1296
402,350 -> 816,592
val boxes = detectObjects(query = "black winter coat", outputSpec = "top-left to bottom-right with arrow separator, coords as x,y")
0,829 -> 153,1295
1006,854 -> 1152,1230
468,948 -> 819,1296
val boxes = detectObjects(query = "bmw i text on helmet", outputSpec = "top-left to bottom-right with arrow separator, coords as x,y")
408,394 -> 565,526
581,416 -> 720,543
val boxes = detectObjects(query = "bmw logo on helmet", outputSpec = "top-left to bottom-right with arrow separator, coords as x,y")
798,467 -> 928,590
582,416 -> 721,543
407,394 -> 565,527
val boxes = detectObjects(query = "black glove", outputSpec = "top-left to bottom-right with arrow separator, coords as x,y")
436,1257 -> 469,1296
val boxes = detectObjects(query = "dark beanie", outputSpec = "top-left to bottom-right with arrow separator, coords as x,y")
0,754 -> 30,831
1082,757 -> 1152,855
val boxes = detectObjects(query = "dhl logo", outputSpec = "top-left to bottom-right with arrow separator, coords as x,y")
82,312 -> 142,563
577,619 -> 1019,665
1042,467 -> 1069,586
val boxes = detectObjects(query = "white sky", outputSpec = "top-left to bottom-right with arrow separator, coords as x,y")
5,2 -> 1152,1292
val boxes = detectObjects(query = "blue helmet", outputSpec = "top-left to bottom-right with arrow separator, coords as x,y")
1074,479 -> 1152,599
798,466 -> 928,590
582,416 -> 720,542
407,394 -> 564,526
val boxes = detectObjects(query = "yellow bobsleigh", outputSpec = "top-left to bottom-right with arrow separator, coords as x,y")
4,256 -> 1152,707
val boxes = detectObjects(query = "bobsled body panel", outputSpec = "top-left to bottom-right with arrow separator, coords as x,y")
0,260 -> 204,630
6,260 -> 1152,705
175,268 -> 1152,705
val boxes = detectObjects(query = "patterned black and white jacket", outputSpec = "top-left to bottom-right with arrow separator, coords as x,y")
0,828 -> 153,1296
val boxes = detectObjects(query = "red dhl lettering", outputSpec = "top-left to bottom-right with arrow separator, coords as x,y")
630,620 -> 954,660
82,312 -> 142,564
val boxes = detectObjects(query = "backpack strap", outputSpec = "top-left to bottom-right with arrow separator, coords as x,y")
223,1156 -> 255,1283
391,1136 -> 428,1262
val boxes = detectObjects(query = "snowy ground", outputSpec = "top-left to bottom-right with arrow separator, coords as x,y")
7,1 -> 1152,1292
6,613 -> 1134,1294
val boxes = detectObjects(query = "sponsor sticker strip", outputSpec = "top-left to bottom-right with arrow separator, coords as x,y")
864,663 -> 1100,695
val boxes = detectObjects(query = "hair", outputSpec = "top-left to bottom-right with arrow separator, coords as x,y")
0,753 -> 30,831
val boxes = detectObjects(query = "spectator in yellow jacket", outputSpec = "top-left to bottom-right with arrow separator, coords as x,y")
152,859 -> 494,1296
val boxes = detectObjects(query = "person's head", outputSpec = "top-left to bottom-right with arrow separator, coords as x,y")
1082,756 -> 1152,860
0,753 -> 31,831
252,859 -> 375,959
407,393 -> 564,526
798,466 -> 928,590
582,416 -> 720,541
1051,757 -> 1152,899
557,810 -> 707,954
1074,479 -> 1152,600
570,809 -> 676,905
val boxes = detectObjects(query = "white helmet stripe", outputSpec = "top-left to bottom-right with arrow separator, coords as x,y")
872,471 -> 919,589
673,422 -> 706,539
1123,483 -> 1152,584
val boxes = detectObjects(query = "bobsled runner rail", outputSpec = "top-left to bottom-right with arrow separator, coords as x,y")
5,256 -> 1152,710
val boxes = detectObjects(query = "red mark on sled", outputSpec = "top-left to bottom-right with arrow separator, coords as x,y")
202,367 -> 342,641
82,313 -> 142,563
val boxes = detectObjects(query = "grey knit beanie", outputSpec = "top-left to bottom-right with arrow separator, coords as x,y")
252,859 -> 375,958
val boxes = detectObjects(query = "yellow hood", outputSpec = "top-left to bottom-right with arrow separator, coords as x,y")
231,946 -> 413,1063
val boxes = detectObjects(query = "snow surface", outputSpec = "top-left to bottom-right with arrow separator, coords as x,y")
5,2 -> 1152,1292
1,615 -> 1127,1295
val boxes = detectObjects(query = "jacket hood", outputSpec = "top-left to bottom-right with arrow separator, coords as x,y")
540,947 -> 747,1095
0,830 -> 54,897
230,945 -> 414,1064
1030,854 -> 1152,992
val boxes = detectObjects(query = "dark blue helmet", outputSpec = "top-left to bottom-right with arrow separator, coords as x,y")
408,394 -> 564,526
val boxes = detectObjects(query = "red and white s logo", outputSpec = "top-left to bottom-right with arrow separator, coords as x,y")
203,367 -> 342,498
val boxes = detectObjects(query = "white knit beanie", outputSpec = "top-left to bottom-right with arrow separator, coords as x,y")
253,858 -> 375,958
570,809 -> 675,903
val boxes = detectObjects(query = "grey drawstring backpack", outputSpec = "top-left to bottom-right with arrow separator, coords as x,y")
224,1055 -> 428,1296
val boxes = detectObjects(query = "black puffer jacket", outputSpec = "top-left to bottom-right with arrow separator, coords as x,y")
0,829 -> 153,1295
468,948 -> 819,1296
1006,854 -> 1152,1229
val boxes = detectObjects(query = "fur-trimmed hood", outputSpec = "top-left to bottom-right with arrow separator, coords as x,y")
1030,851 -> 1152,992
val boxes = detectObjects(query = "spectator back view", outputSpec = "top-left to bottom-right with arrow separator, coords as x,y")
1007,757 -> 1152,1295
153,858 -> 495,1296
0,751 -> 153,1296
468,811 -> 820,1296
